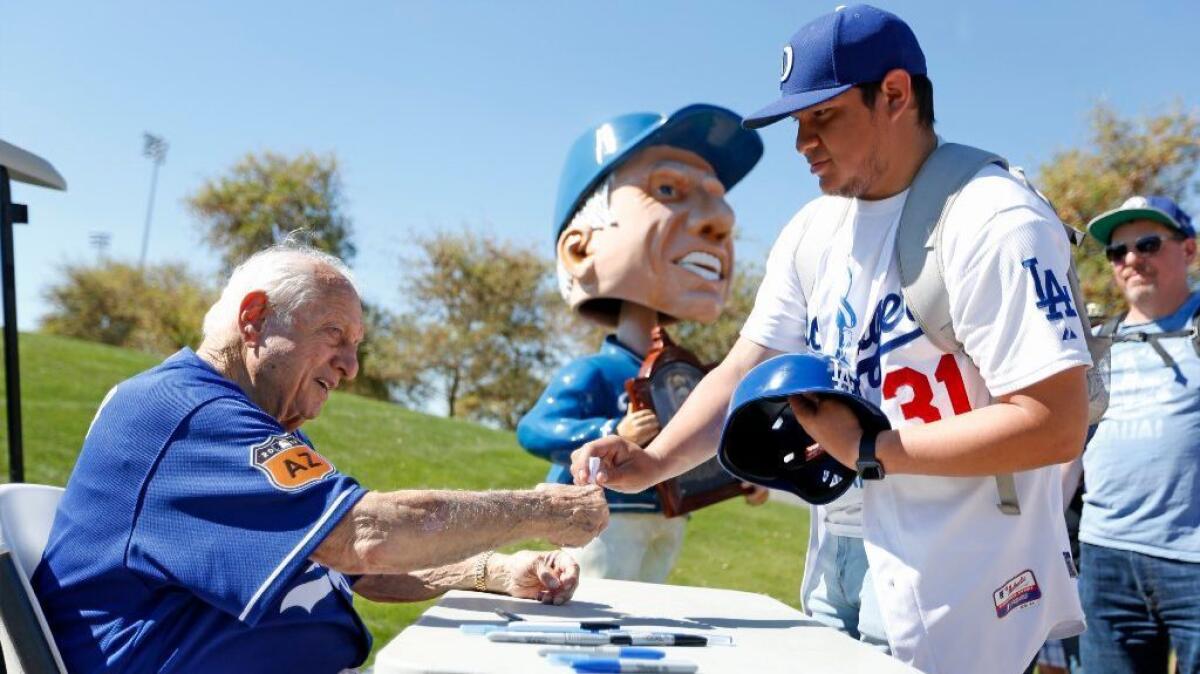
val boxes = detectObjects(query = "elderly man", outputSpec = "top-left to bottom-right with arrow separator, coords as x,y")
573,5 -> 1089,673
33,244 -> 609,673
1078,196 -> 1200,674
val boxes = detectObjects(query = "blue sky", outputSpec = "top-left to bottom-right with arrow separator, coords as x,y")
1,1 -> 1197,329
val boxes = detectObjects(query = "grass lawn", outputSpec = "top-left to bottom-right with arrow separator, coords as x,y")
0,333 -> 810,664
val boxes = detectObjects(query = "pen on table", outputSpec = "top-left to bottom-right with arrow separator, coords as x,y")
487,631 -> 731,646
540,647 -> 666,663
571,659 -> 699,674
461,621 -> 620,634
494,609 -> 523,621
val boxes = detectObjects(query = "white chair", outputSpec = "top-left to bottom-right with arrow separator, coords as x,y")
0,483 -> 67,674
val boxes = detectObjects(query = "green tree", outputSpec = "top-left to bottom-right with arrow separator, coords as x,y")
340,302 -> 408,402
41,260 -> 215,353
188,151 -> 355,272
1037,103 -> 1200,316
392,231 -> 561,429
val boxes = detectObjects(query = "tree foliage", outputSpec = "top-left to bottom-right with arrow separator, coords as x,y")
391,231 -> 562,429
188,151 -> 355,272
1037,103 -> 1200,316
41,260 -> 215,353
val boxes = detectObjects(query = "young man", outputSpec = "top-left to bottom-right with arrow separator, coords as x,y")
34,245 -> 608,673
571,6 -> 1090,673
518,106 -> 766,582
1079,196 -> 1200,673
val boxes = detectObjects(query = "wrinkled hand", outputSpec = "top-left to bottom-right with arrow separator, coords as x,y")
743,484 -> 770,506
788,394 -> 863,469
533,483 -> 609,547
569,436 -> 666,493
616,409 -> 660,446
489,550 -> 580,605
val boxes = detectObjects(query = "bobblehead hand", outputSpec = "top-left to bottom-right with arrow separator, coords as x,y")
489,550 -> 580,605
788,394 -> 863,470
616,408 -> 660,446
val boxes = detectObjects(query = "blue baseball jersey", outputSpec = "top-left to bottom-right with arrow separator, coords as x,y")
33,348 -> 371,673
516,335 -> 660,512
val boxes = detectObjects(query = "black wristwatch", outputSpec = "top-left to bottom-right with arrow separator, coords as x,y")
856,430 -> 885,480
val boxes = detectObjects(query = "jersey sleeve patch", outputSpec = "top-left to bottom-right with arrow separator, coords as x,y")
250,433 -> 336,491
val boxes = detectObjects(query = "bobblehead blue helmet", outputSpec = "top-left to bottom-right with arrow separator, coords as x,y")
717,353 -> 891,504
553,104 -> 764,241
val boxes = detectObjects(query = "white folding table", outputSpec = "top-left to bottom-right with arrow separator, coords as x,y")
373,577 -> 919,674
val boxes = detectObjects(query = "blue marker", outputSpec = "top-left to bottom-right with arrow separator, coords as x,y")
542,647 -> 666,664
571,659 -> 698,674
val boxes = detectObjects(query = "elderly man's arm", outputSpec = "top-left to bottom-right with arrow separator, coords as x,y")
353,549 -> 579,605
311,484 -> 606,576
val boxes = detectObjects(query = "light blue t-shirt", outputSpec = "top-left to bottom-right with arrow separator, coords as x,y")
1081,291 -> 1200,562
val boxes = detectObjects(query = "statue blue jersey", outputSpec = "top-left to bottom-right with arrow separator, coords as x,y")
517,335 -> 660,512
33,348 -> 371,673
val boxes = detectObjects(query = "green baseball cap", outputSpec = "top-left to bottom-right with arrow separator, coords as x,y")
1087,195 -> 1195,244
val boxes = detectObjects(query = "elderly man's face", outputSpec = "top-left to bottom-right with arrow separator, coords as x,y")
1108,219 -> 1196,306
559,145 -> 734,324
248,275 -> 364,432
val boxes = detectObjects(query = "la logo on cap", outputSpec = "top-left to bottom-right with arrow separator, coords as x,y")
780,45 -> 794,82
1123,196 -> 1149,209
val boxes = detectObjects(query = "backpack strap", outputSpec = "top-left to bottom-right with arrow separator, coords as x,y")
893,144 -> 1026,515
896,143 -> 1008,353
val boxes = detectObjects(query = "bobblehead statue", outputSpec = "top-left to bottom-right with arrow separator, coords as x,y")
516,105 -> 763,582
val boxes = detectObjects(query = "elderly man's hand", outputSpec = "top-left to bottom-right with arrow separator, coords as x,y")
533,484 -> 609,547
489,550 -> 580,605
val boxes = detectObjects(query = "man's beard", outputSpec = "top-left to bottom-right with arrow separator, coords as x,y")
826,151 -> 888,199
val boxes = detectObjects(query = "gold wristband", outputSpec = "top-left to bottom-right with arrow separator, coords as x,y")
473,550 -> 495,592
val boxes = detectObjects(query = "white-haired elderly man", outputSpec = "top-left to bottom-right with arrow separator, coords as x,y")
32,244 -> 609,674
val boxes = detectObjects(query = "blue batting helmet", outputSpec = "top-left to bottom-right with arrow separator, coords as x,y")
717,353 -> 891,505
553,104 -> 764,241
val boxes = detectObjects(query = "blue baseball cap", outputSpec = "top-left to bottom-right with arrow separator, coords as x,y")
743,4 -> 926,130
553,104 -> 763,241
717,353 -> 890,505
1086,195 -> 1196,244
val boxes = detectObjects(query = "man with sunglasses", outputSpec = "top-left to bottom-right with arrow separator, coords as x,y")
1078,195 -> 1200,674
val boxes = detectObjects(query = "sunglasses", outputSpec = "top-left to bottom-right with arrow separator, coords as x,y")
1105,234 -> 1180,263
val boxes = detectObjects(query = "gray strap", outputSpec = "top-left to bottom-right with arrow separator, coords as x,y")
895,144 -> 1027,515
796,199 -> 853,306
896,143 -> 1008,354
994,474 -> 1021,516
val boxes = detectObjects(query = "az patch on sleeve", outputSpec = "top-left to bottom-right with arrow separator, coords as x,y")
250,433 -> 336,492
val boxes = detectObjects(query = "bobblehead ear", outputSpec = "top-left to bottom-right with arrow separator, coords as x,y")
557,226 -> 597,285
238,290 -> 271,346
1184,237 -> 1197,264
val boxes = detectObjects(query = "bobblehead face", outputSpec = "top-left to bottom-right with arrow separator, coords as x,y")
558,145 -> 735,326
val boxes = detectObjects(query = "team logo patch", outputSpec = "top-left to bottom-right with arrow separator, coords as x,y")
250,433 -> 335,491
780,44 -> 794,82
993,569 -> 1042,618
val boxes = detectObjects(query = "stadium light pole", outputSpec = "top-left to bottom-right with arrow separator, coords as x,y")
138,133 -> 168,270
0,140 -> 66,483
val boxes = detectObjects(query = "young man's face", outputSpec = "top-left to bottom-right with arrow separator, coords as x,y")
559,145 -> 735,324
1108,219 -> 1196,306
248,276 -> 364,431
791,87 -> 890,199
